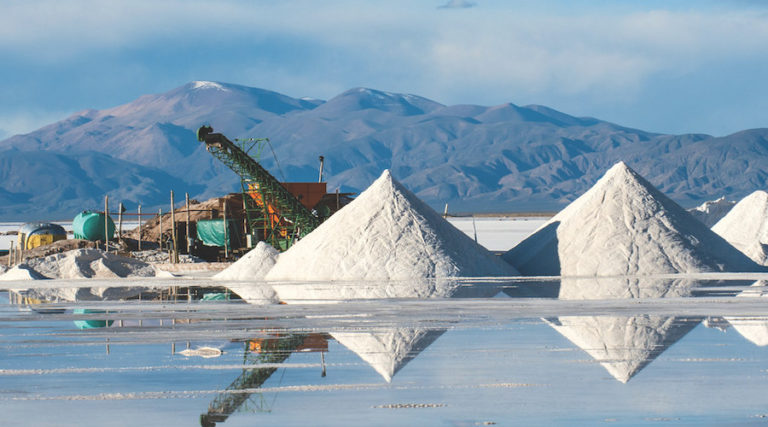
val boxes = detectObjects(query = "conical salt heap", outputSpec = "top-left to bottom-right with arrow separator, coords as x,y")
712,191 -> 768,266
504,162 -> 762,276
213,242 -> 279,304
266,170 -> 518,282
548,277 -> 700,383
331,328 -> 444,382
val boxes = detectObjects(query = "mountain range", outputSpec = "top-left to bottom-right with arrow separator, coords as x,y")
0,80 -> 765,220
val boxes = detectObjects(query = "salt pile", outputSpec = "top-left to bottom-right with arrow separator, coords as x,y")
331,328 -> 444,382
0,248 -> 158,302
712,191 -> 768,266
214,242 -> 279,281
504,162 -> 762,276
547,277 -> 699,382
213,242 -> 279,304
688,196 -> 736,227
11,248 -> 157,279
266,170 -> 517,300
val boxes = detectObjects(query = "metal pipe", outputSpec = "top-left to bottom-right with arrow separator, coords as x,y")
318,155 -> 325,183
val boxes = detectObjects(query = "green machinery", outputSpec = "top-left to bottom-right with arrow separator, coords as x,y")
197,126 -> 320,251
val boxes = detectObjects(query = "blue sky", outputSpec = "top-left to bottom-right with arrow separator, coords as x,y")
2,0 -> 767,138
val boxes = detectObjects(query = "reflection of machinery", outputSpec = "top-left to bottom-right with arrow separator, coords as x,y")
198,126 -> 335,251
200,333 -> 329,427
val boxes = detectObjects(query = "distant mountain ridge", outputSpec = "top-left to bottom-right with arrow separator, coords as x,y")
0,81 -> 766,220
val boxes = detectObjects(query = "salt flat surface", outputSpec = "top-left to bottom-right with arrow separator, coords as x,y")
2,279 -> 768,426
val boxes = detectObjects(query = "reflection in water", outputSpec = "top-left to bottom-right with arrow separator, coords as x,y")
200,333 -> 328,427
548,278 -> 702,383
726,281 -> 768,346
331,328 -> 444,382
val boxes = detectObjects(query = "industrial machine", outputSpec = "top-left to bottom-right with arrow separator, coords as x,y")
197,125 -> 343,251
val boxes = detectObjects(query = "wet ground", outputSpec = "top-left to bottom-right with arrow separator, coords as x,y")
2,276 -> 768,426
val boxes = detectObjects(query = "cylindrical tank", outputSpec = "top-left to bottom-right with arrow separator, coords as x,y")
17,222 -> 68,250
73,309 -> 114,330
72,211 -> 115,241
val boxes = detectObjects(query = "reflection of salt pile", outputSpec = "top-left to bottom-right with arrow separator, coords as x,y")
213,242 -> 279,304
688,197 -> 735,227
504,162 -> 761,276
0,249 -> 157,301
725,281 -> 768,346
712,191 -> 768,266
548,277 -> 700,383
267,170 -> 517,301
331,328 -> 444,382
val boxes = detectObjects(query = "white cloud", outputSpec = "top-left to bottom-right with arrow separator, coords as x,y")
438,0 -> 477,9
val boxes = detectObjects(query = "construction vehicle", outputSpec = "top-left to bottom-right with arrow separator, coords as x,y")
197,126 -> 350,251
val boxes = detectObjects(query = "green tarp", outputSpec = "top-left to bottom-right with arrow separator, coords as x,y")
196,219 -> 240,247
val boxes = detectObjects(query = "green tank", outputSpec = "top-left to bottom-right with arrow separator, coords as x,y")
72,211 -> 115,241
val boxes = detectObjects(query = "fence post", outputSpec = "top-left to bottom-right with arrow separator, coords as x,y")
137,204 -> 142,251
104,195 -> 109,253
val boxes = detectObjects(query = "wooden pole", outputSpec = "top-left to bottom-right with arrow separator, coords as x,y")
118,202 -> 124,245
170,191 -> 178,264
158,208 -> 163,250
104,195 -> 109,253
223,199 -> 229,259
185,193 -> 191,254
137,204 -> 142,251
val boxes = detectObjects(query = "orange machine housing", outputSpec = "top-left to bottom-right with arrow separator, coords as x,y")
280,182 -> 327,210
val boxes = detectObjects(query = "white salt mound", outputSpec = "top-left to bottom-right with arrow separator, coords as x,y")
688,196 -> 736,227
214,242 -> 279,281
504,162 -> 763,276
331,328 -> 444,382
0,249 -> 158,302
0,264 -> 46,281
712,190 -> 768,266
267,170 -> 518,282
17,248 -> 157,279
213,242 -> 279,305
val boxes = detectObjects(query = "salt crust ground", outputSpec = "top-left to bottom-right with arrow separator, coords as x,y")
504,162 -> 763,276
266,170 -> 517,302
712,190 -> 768,266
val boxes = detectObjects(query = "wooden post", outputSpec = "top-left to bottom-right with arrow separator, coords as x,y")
185,192 -> 191,254
8,245 -> 13,267
104,195 -> 109,253
117,202 -> 124,245
170,191 -> 178,264
223,199 -> 229,259
158,209 -> 163,250
137,204 -> 142,251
